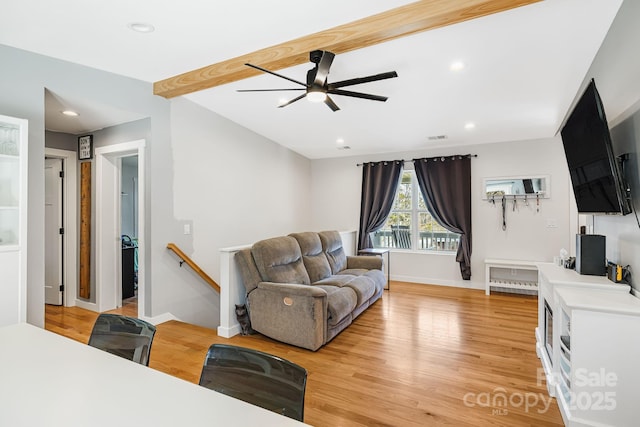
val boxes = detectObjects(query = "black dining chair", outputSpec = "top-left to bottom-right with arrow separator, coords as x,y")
198,344 -> 307,421
88,314 -> 156,366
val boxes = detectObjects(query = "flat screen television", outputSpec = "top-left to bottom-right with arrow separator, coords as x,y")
560,79 -> 631,215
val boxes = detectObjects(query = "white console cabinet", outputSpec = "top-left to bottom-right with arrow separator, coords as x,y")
535,263 -> 640,426
484,259 -> 539,295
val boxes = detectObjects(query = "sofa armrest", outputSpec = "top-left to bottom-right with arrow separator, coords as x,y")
346,255 -> 383,270
248,282 -> 328,351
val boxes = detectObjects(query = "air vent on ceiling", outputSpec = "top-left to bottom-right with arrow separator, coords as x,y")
427,135 -> 448,141
337,145 -> 351,150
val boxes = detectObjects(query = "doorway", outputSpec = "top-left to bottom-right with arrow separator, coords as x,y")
120,155 -> 138,307
94,140 -> 145,317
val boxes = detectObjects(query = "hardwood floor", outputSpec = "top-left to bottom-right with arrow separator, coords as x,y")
45,282 -> 563,426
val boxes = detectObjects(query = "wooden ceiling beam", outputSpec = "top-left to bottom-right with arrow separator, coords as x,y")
153,0 -> 540,98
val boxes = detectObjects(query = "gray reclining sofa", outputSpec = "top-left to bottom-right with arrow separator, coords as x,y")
236,230 -> 385,351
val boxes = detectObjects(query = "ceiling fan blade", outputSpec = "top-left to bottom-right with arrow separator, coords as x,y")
327,89 -> 388,102
237,88 -> 305,92
324,96 -> 340,112
277,93 -> 307,108
328,71 -> 398,89
314,51 -> 335,87
245,63 -> 308,87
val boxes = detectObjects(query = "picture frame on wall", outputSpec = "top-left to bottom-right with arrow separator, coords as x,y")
78,135 -> 93,160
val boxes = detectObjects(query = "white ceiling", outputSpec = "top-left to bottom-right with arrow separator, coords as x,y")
1,0 -> 624,159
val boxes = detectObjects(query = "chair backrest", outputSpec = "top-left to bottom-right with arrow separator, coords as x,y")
198,344 -> 307,421
391,225 -> 411,249
88,314 -> 156,366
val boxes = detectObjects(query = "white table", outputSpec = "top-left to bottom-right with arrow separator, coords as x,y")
0,323 -> 308,426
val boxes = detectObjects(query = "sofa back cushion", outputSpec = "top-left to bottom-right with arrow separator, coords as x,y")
251,236 -> 311,285
289,232 -> 332,283
319,230 -> 347,274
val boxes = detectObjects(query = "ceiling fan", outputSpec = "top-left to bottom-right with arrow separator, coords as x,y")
238,50 -> 398,112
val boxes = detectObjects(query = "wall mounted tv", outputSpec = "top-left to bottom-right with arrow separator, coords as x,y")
560,79 -> 631,215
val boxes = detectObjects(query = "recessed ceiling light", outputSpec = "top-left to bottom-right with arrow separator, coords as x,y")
464,122 -> 476,130
61,110 -> 79,117
336,138 -> 345,145
127,22 -> 155,33
450,61 -> 465,72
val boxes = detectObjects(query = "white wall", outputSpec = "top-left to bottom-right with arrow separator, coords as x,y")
311,138 -> 572,288
45,130 -> 76,152
150,97 -> 312,327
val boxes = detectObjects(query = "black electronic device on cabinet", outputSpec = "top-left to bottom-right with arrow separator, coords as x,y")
575,234 -> 606,276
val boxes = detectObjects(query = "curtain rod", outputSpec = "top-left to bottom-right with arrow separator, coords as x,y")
357,154 -> 477,166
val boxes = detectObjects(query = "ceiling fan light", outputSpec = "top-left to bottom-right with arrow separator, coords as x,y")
307,90 -> 326,103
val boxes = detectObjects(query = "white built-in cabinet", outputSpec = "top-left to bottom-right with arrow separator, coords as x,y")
0,114 -> 28,327
535,263 -> 640,426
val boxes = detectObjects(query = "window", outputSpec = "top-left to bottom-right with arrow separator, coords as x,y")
372,170 -> 460,251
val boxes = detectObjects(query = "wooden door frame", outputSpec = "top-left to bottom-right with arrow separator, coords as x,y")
44,148 -> 77,307
94,140 -> 146,317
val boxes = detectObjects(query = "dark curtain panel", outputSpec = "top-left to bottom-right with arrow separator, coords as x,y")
413,155 -> 472,280
357,161 -> 403,250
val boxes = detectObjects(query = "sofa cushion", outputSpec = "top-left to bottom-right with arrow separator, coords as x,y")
339,268 -> 369,276
314,274 -> 375,307
313,285 -> 357,327
319,230 -> 347,274
342,276 -> 376,307
289,232 -> 332,283
363,269 -> 386,294
251,236 -> 310,285
337,268 -> 385,291
312,274 -> 354,288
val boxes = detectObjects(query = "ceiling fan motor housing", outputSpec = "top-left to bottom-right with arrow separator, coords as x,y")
310,50 -> 324,64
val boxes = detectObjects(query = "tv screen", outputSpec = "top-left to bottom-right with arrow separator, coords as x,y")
560,79 -> 631,215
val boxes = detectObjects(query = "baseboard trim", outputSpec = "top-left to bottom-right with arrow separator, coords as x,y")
391,274 -> 484,290
74,300 -> 179,326
141,312 -> 179,326
217,323 -> 241,338
75,300 -> 98,312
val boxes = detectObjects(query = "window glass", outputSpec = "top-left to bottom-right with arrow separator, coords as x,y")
373,170 -> 460,251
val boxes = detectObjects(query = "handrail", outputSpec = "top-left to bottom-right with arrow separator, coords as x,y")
166,243 -> 221,293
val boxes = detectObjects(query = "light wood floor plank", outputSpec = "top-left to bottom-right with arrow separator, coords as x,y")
45,282 -> 563,426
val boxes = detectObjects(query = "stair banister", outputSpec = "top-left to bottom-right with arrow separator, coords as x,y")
166,243 -> 220,293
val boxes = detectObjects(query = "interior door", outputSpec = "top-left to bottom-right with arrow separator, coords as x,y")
45,157 -> 63,305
